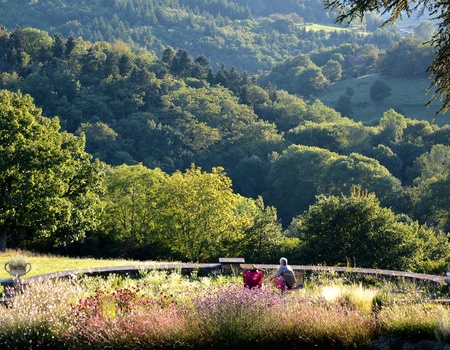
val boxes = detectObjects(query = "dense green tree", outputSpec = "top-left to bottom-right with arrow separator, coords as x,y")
238,196 -> 289,263
20,27 -> 53,59
161,46 -> 176,67
425,124 -> 450,149
319,152 -> 402,208
171,49 -> 194,77
161,84 -> 257,130
0,90 -> 103,252
407,144 -> 450,186
322,59 -> 342,82
268,145 -> 338,226
222,119 -> 285,172
76,122 -> 119,161
262,54 -> 330,97
287,119 -> 372,154
245,85 -> 270,109
192,54 -> 210,80
226,66 -> 242,93
80,44 -> 108,83
258,90 -> 308,132
293,190 -> 450,272
401,118 -> 435,147
113,112 -> 182,171
303,99 -> 343,124
333,94 -> 353,117
7,27 -> 30,68
369,79 -> 392,103
101,164 -> 167,258
232,155 -> 269,198
51,33 -> 65,59
379,38 -> 433,78
155,166 -> 247,262
412,174 -> 450,234
364,144 -> 403,180
118,53 -> 134,77
380,117 -> 433,184
65,36 -> 77,58
374,109 -> 407,146
214,64 -> 230,87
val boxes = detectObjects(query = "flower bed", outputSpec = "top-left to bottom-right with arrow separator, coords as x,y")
0,270 -> 449,349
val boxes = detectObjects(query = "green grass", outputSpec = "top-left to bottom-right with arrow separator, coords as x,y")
0,250 -> 153,280
303,23 -> 365,33
316,74 -> 450,126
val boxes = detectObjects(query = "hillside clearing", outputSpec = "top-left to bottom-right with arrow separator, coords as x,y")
317,74 -> 450,126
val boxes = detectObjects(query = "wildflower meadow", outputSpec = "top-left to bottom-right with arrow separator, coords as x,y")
0,270 -> 450,349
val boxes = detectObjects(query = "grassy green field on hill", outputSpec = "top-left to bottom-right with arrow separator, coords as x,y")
303,23 -> 364,33
317,74 -> 450,126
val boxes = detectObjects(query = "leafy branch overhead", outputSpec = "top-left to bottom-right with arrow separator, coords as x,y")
324,0 -> 450,115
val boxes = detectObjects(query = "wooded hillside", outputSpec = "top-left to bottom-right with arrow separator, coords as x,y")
0,0 -> 400,73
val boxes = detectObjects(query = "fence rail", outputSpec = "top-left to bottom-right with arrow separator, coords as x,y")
1,261 -> 449,300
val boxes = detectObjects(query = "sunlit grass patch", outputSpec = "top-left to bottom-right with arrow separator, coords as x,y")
378,302 -> 450,342
303,23 -> 364,33
0,249 -> 159,279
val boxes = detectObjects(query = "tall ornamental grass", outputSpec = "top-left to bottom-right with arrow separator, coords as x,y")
378,302 -> 450,342
267,297 -> 378,349
0,279 -> 85,349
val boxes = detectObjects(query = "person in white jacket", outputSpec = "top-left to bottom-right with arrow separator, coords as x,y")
268,257 -> 297,290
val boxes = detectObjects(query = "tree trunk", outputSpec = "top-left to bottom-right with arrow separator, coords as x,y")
0,231 -> 6,252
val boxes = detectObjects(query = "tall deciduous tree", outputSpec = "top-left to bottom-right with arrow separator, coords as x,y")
238,196 -> 288,264
101,164 -> 167,258
259,90 -> 308,132
155,165 -> 246,262
407,144 -> 450,185
0,90 -> 103,251
369,79 -> 391,103
375,109 -> 407,146
322,59 -> 343,82
264,54 -> 330,97
320,152 -> 402,207
412,174 -> 450,234
380,38 -> 433,78
268,145 -> 338,226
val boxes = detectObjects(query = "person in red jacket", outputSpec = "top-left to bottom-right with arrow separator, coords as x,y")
243,265 -> 265,289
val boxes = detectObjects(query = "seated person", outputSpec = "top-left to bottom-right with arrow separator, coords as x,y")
268,257 -> 297,290
243,265 -> 265,289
